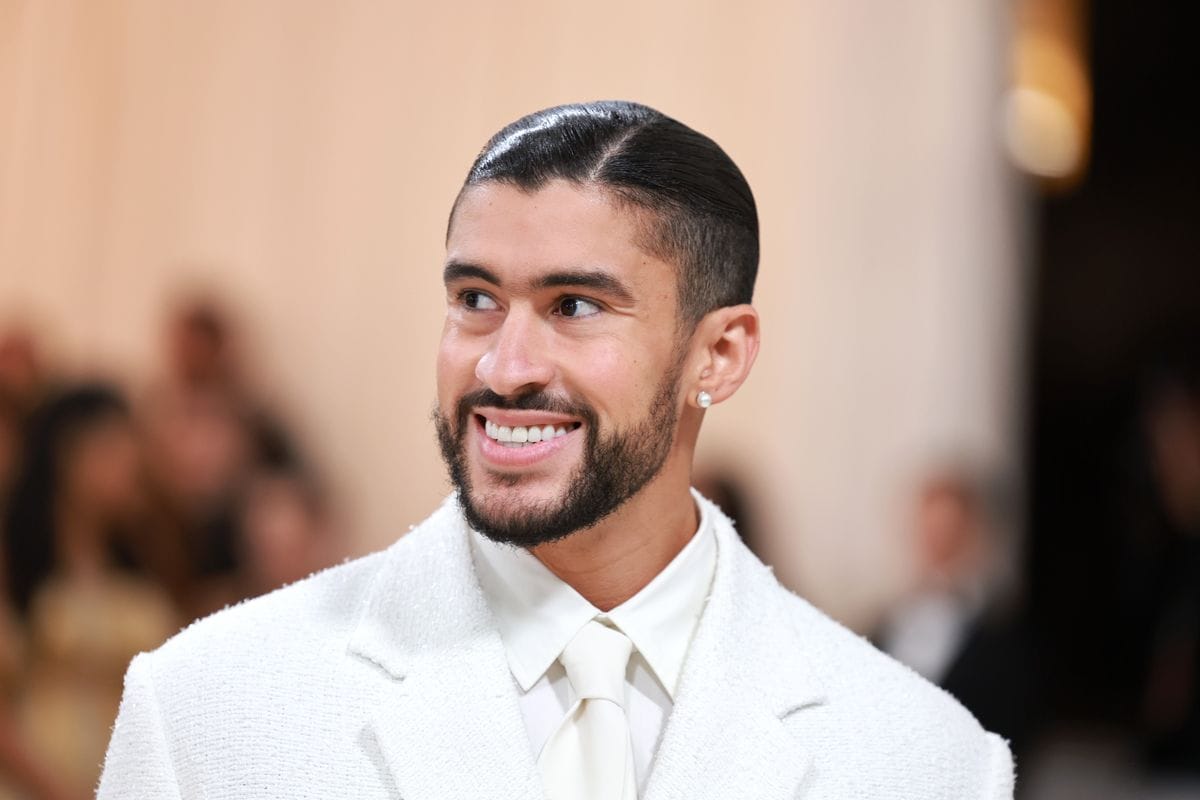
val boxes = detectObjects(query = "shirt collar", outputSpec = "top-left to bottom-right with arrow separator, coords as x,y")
469,489 -> 716,699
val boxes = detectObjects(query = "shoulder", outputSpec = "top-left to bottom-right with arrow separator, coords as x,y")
769,578 -> 1014,795
775,584 -> 987,727
136,497 -> 467,685
699,493 -> 1013,796
101,502 -> 475,795
144,548 -> 388,680
703,494 -> 997,745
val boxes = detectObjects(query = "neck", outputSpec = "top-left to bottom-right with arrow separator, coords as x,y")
530,457 -> 697,611
56,501 -> 108,583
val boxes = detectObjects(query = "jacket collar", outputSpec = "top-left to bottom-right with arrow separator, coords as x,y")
347,493 -> 828,800
469,489 -> 716,698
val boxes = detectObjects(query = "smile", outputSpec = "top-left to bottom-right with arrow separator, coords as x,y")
479,415 -> 581,448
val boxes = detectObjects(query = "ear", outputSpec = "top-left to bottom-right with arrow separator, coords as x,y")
686,304 -> 760,408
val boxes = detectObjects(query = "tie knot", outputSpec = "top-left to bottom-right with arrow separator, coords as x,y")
559,620 -> 632,706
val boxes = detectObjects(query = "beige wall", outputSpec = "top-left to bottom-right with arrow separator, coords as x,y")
0,1 -> 1023,630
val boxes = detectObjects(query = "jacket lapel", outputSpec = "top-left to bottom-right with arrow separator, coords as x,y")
347,498 -> 544,800
344,494 -> 828,800
644,503 -> 829,800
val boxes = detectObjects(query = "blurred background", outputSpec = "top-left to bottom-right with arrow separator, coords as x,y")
1,0 -> 1197,797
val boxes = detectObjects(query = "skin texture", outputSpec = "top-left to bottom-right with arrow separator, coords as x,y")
437,180 -> 759,610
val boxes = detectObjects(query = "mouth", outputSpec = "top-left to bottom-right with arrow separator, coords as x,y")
476,413 -> 583,448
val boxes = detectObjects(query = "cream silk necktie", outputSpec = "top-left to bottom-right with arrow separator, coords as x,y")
538,619 -> 638,800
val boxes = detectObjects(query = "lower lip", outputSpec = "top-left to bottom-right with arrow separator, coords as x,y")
473,416 -> 579,468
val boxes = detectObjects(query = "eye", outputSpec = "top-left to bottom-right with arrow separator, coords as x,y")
460,290 -> 499,311
555,297 -> 601,318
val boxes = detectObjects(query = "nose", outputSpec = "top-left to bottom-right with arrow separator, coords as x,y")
475,308 -> 554,398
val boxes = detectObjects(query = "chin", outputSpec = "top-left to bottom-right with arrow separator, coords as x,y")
472,469 -> 563,509
461,472 -> 581,545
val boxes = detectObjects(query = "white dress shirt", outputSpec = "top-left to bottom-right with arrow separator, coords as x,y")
469,492 -> 717,794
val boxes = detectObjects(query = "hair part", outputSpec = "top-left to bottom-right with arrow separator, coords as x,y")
450,101 -> 759,329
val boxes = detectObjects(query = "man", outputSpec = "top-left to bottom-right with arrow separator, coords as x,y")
99,101 -> 1014,799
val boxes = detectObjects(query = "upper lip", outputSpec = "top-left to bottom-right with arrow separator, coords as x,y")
473,407 -> 580,428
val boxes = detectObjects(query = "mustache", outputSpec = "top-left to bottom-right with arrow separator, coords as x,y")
454,388 -> 595,421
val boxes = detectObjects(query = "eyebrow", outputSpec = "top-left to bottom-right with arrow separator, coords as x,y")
443,261 -> 501,286
533,270 -> 635,305
443,261 -> 636,305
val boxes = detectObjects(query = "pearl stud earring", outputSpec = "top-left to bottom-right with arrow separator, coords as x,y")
697,390 -> 712,409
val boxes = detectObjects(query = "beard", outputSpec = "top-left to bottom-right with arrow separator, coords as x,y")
434,364 -> 682,548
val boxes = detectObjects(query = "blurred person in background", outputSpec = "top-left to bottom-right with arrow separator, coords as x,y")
236,457 -> 337,599
2,384 -> 177,798
0,388 -> 45,799
0,391 -> 23,520
0,696 -> 74,800
2,391 -> 74,799
0,328 -> 50,420
139,296 -> 303,617
1122,365 -> 1200,776
876,467 -> 1040,758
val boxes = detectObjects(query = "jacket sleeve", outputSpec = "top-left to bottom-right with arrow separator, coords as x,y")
985,732 -> 1015,800
97,653 -> 183,799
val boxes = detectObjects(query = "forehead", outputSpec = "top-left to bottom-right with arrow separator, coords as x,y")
446,181 -> 673,292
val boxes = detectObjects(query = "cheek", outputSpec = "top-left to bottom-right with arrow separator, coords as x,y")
436,331 -> 481,404
563,340 -> 662,415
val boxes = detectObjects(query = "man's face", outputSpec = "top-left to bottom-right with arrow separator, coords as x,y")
435,180 -> 687,546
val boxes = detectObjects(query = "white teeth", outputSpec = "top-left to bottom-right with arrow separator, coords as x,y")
483,418 -> 574,445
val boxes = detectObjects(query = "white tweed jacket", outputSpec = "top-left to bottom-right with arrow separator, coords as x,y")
98,493 -> 1014,799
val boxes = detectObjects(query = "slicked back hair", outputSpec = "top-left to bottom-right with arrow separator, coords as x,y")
450,101 -> 759,329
